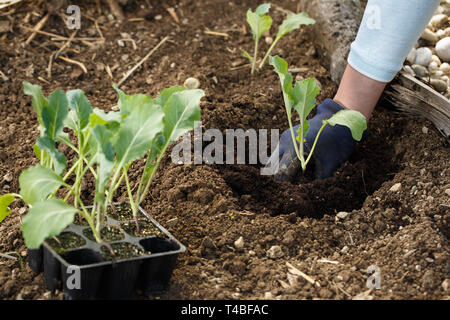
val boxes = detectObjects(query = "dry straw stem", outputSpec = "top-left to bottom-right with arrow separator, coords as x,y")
25,12 -> 49,45
286,262 -> 320,287
0,0 -> 22,10
58,56 -> 88,73
117,36 -> 169,87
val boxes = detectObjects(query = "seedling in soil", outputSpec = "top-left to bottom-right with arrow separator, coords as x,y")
244,4 -> 315,74
1,82 -> 204,251
269,56 -> 367,172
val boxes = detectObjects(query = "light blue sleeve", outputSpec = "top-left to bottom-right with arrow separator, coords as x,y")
348,0 -> 441,82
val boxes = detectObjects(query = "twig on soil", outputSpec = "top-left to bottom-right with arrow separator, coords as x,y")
55,30 -> 77,58
106,0 -> 124,21
118,38 -> 137,50
25,12 -> 49,45
332,280 -> 351,298
230,63 -> 251,71
117,36 -> 169,87
0,253 -> 17,261
286,262 -> 319,287
361,170 -> 368,196
204,29 -> 230,38
0,0 -> 22,10
166,7 -> 179,23
58,56 -> 88,73
317,258 -> 339,265
20,26 -> 101,42
38,76 -> 50,84
271,3 -> 293,15
106,64 -> 113,79
0,69 -> 9,81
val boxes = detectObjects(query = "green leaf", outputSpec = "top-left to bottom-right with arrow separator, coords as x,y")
66,89 -> 93,130
243,50 -> 253,62
89,108 -> 122,131
19,165 -> 65,205
33,144 -> 42,160
21,199 -> 77,249
255,3 -> 271,15
326,109 -> 367,141
0,194 -> 14,223
42,90 -> 69,139
23,82 -> 48,126
291,78 -> 321,137
247,9 -> 272,42
64,109 -> 78,132
163,89 -> 204,143
154,86 -> 186,107
113,84 -> 154,116
277,12 -> 315,38
36,136 -> 67,175
269,56 -> 294,117
113,103 -> 164,168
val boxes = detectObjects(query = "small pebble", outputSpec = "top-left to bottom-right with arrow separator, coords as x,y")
415,47 -> 432,66
412,64 -> 429,77
341,246 -> 349,254
436,37 -> 450,62
421,28 -> 438,43
389,183 -> 402,192
234,236 -> 244,249
430,14 -> 448,28
422,126 -> 429,134
183,77 -> 200,89
430,79 -> 448,92
267,245 -> 283,259
336,211 -> 350,220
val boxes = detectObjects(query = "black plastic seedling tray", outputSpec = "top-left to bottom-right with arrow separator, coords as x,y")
28,204 -> 185,300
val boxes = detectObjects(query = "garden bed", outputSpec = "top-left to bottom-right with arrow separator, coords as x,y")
0,0 -> 449,300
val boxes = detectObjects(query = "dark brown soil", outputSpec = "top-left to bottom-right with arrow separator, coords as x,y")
0,0 -> 448,300
121,220 -> 164,238
83,225 -> 125,242
107,202 -> 134,221
46,232 -> 86,254
100,242 -> 146,260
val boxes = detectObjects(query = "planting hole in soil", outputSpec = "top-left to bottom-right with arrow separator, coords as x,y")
62,249 -> 104,267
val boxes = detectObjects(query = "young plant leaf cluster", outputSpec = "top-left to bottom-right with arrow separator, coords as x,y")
269,56 -> 367,172
245,4 -> 315,74
2,82 -> 204,249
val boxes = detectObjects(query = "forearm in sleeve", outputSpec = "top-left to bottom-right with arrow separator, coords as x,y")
348,0 -> 441,82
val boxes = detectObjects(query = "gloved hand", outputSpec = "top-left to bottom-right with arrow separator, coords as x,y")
265,98 -> 367,180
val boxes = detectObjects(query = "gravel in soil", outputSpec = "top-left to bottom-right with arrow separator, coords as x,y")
0,0 -> 448,300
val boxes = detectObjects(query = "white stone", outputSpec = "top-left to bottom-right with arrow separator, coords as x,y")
430,79 -> 448,92
412,64 -> 429,77
265,36 -> 273,45
429,61 -> 439,71
183,77 -> 200,89
406,48 -> 416,64
390,183 -> 402,192
422,126 -> 429,134
336,211 -> 350,220
445,188 -> 450,196
234,236 -> 244,249
431,55 -> 442,65
415,47 -> 432,66
421,28 -> 438,43
436,37 -> 450,62
440,62 -> 450,74
341,246 -> 349,254
403,65 -> 415,76
430,14 -> 448,28
267,245 -> 284,259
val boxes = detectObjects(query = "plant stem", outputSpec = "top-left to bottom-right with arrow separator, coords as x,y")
304,122 -> 328,169
123,168 -> 140,233
259,36 -> 280,69
251,38 -> 259,75
287,116 -> 302,163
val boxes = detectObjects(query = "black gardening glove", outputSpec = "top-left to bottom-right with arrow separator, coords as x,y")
265,99 -> 366,180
